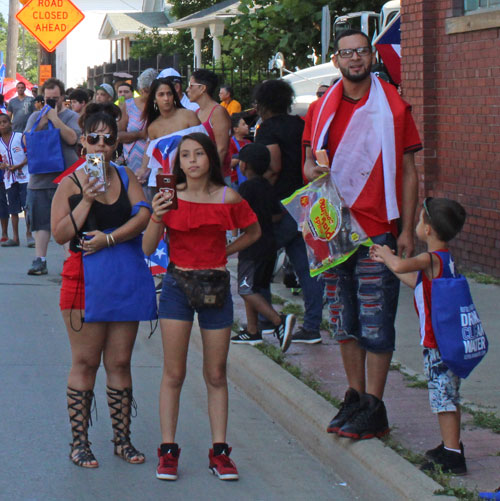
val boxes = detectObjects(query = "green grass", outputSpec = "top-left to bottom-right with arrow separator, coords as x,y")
464,271 -> 500,286
403,373 -> 428,389
463,406 -> 500,434
389,361 -> 402,371
271,294 -> 286,305
381,435 -> 425,466
280,302 -> 305,317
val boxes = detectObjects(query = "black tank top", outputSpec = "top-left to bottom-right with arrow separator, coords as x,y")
68,167 -> 131,252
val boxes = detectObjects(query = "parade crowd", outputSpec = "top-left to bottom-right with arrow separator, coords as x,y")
0,29 -> 471,481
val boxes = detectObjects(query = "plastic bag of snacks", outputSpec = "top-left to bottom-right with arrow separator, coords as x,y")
282,174 -> 371,277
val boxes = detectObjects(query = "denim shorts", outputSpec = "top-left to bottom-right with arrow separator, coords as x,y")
0,182 -> 8,219
6,182 -> 27,214
158,272 -> 233,330
423,348 -> 461,414
323,233 -> 400,353
26,187 -> 57,231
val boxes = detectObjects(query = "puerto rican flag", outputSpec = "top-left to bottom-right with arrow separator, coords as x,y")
147,124 -> 207,183
375,13 -> 401,85
146,237 -> 168,275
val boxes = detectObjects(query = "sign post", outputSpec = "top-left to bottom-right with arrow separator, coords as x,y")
16,0 -> 85,53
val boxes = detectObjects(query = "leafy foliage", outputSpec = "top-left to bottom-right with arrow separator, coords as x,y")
130,0 -> 218,66
221,0 -> 387,69
0,14 -> 39,84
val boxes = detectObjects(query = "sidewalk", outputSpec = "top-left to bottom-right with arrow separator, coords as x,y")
226,254 -> 500,495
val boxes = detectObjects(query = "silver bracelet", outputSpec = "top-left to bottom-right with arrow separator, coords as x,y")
109,233 -> 116,246
106,234 -> 111,248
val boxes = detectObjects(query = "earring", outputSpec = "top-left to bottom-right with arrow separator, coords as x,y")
154,101 -> 159,112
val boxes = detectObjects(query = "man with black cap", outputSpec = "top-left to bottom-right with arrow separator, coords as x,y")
230,142 -> 296,352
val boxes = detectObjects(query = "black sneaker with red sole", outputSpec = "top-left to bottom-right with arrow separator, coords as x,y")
338,395 -> 390,439
327,387 -> 361,434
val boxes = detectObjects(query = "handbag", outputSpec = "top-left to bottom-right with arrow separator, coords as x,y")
430,254 -> 488,378
168,262 -> 230,309
25,105 -> 65,175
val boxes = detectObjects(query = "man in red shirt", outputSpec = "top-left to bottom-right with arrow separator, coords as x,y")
303,29 -> 421,439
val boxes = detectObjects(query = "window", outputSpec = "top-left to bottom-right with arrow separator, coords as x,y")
465,0 -> 500,12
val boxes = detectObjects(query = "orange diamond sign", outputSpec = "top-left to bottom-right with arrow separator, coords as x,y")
16,0 -> 85,53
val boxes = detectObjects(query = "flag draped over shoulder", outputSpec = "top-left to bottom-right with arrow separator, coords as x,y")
310,74 -> 400,222
146,124 -> 207,186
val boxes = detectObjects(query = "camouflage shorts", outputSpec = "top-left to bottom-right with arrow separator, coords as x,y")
423,348 -> 461,414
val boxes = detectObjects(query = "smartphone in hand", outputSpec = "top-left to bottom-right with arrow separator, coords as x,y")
84,153 -> 107,192
156,173 -> 178,210
315,149 -> 330,168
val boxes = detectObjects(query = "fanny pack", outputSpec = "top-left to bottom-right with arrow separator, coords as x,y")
168,262 -> 230,309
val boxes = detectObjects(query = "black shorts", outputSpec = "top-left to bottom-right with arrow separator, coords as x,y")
237,256 -> 276,296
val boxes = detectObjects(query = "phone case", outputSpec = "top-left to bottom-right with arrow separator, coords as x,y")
84,153 -> 107,192
156,173 -> 178,210
315,149 -> 330,168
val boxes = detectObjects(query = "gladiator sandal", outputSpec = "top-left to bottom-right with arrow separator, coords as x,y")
106,386 -> 145,464
67,387 -> 98,468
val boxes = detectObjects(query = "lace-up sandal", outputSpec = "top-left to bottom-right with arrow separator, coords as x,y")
106,386 -> 145,464
67,387 -> 98,468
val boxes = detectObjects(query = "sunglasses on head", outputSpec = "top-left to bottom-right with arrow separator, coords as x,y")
423,197 -> 433,221
86,133 -> 116,146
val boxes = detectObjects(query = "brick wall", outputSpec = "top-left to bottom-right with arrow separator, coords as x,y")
401,0 -> 500,277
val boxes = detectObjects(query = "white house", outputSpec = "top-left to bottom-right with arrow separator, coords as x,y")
56,0 -> 165,87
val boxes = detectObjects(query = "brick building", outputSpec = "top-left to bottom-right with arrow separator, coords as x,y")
401,0 -> 500,277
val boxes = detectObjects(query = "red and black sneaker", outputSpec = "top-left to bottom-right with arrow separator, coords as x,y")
156,444 -> 181,480
338,394 -> 390,440
209,446 -> 239,480
327,387 -> 361,434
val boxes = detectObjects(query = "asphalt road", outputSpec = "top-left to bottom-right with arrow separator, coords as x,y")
0,228 -> 358,501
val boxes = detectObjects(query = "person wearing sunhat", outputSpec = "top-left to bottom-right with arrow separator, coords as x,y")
95,83 -> 115,104
157,68 -> 199,112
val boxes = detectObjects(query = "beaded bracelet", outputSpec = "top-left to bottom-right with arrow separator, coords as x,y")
150,215 -> 162,224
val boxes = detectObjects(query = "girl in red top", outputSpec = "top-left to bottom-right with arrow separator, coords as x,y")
143,132 -> 260,481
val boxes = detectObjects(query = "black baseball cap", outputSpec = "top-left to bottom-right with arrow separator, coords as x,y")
238,143 -> 270,175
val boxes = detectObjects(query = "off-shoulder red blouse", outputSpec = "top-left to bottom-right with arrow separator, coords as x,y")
163,198 -> 257,269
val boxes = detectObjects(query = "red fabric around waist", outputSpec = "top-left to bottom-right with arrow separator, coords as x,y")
59,250 -> 85,311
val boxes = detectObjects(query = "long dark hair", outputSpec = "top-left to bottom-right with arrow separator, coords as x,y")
173,133 -> 226,188
79,102 -> 121,136
142,78 -> 184,129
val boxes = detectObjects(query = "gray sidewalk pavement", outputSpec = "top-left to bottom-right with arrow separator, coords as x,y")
225,251 -> 500,495
0,225 -> 359,500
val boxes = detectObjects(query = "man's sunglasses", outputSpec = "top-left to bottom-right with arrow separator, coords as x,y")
86,133 -> 116,146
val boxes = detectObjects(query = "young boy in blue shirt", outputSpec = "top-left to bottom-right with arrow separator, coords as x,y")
370,197 -> 467,475
230,143 -> 296,352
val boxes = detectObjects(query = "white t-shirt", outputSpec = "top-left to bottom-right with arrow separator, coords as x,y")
0,132 -> 29,189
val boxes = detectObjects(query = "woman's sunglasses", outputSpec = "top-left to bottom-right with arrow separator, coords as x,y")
86,133 -> 116,146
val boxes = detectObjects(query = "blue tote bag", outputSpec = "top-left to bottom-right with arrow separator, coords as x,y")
431,274 -> 488,379
25,105 -> 65,175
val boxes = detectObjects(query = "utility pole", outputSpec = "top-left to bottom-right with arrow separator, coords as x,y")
6,0 -> 20,78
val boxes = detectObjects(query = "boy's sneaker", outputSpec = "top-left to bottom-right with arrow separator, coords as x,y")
425,441 -> 464,460
231,329 -> 263,345
156,445 -> 181,480
292,326 -> 322,344
209,447 -> 239,480
338,394 -> 390,439
274,314 -> 296,353
27,258 -> 47,276
421,445 -> 467,476
327,388 -> 362,434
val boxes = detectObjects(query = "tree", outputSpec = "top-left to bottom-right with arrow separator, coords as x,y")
130,0 -> 217,66
221,0 -> 387,70
0,14 -> 39,84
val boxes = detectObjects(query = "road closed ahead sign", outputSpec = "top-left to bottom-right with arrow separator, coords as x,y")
16,0 -> 85,53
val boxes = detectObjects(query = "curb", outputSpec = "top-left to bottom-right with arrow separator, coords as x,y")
193,331 -> 456,501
